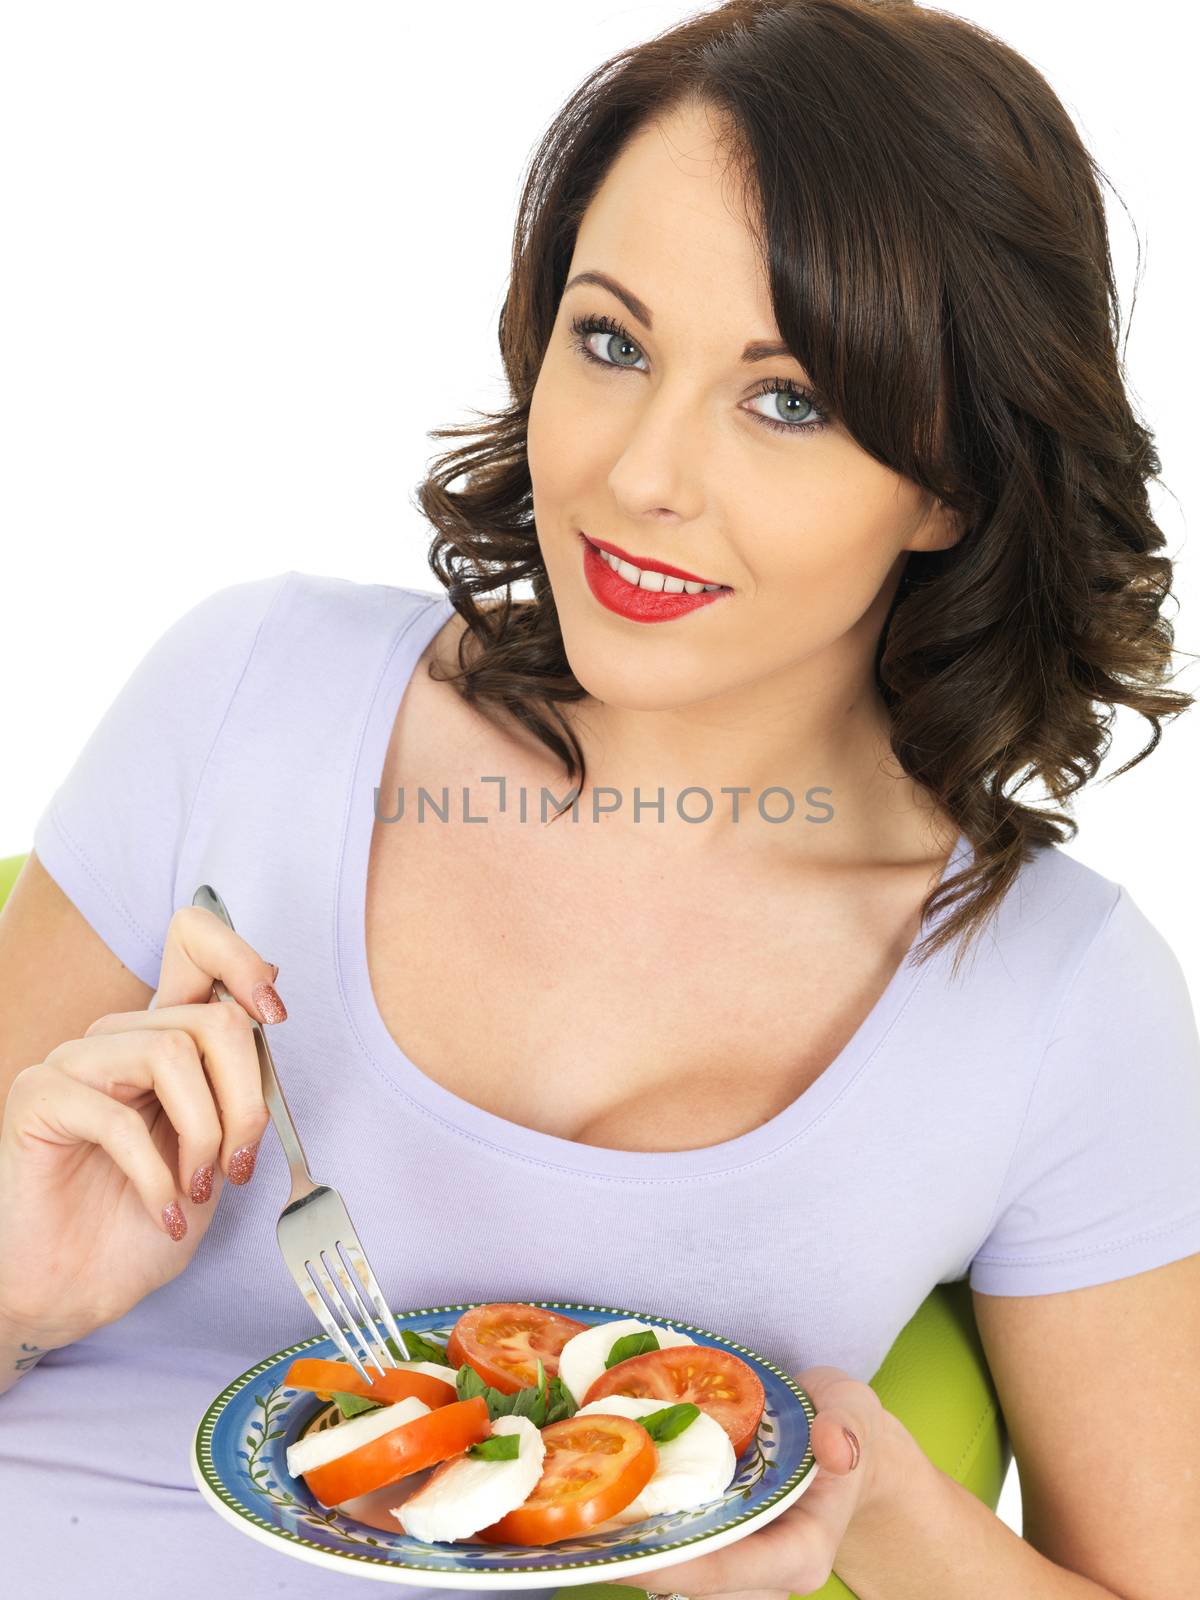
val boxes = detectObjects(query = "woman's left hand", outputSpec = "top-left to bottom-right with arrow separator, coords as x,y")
606,1365 -> 908,1600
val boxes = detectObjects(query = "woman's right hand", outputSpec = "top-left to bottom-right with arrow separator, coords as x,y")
0,906 -> 287,1355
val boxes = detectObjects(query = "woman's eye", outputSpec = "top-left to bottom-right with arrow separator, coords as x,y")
569,313 -> 646,370
566,311 -> 830,437
745,382 -> 829,435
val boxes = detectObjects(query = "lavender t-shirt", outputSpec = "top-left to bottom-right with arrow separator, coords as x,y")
7,569 -> 1200,1599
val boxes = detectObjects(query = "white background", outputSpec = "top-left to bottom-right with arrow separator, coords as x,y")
2,1 -> 1196,1542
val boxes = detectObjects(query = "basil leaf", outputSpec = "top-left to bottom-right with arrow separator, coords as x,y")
384,1331 -> 452,1366
604,1331 -> 660,1369
455,1362 -> 537,1423
544,1375 -> 578,1425
455,1364 -> 488,1402
509,1384 -> 543,1422
454,1356 -> 574,1427
331,1390 -> 383,1420
637,1402 -> 700,1443
497,1364 -> 548,1425
467,1433 -> 521,1461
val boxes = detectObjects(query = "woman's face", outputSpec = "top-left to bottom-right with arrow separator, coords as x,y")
527,98 -> 960,718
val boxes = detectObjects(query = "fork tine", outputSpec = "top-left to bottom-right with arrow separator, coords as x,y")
311,1252 -> 386,1381
296,1258 -> 375,1384
331,1242 -> 398,1371
322,1248 -> 392,1377
339,1241 -> 412,1362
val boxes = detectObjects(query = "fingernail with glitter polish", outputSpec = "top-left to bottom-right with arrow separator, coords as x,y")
189,1164 -> 214,1205
228,1142 -> 259,1185
162,1201 -> 188,1241
251,980 -> 287,1024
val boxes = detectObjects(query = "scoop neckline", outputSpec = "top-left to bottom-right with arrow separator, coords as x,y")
335,587 -> 972,1182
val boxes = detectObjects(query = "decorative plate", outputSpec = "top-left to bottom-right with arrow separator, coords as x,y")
191,1301 -> 818,1589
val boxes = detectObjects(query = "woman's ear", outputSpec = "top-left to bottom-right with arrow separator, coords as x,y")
905,492 -> 966,554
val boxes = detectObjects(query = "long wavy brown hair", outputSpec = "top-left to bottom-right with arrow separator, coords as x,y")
412,0 -> 1191,973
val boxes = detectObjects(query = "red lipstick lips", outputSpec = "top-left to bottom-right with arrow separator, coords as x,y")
579,529 -> 732,624
582,532 -> 726,589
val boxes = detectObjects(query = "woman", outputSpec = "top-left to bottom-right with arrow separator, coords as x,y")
1,2 -> 1197,1596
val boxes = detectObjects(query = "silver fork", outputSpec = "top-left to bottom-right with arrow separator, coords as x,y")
192,883 -> 410,1386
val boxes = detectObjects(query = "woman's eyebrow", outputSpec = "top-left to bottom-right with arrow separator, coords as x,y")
562,270 -> 792,363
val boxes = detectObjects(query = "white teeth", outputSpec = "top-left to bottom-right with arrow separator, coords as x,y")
597,547 -> 723,593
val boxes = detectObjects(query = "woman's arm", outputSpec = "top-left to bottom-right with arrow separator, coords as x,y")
0,1317 -> 52,1399
610,1381 -> 1136,1599
0,853 -> 156,1091
834,1426 -> 1132,1599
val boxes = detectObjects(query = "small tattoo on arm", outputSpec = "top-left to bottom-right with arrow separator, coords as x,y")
15,1342 -> 47,1372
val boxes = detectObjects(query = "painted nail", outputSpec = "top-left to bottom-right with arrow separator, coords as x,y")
162,1201 -> 188,1241
251,980 -> 287,1024
189,1164 -> 214,1205
842,1426 -> 861,1471
228,1142 -> 260,1185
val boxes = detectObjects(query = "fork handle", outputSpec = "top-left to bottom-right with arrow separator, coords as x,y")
215,976 -> 316,1193
192,885 -> 317,1200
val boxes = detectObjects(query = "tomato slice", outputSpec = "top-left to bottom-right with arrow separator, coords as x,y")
476,1413 -> 657,1545
581,1344 -> 765,1458
303,1395 -> 491,1507
446,1303 -> 589,1394
284,1357 -> 456,1410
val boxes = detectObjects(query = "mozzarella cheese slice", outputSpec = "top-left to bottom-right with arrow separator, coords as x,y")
558,1318 -> 696,1408
393,1413 -> 546,1544
391,1358 -> 460,1386
286,1395 -> 431,1479
574,1395 -> 736,1519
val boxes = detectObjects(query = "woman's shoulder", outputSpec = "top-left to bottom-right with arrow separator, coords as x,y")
263,568 -> 451,628
186,569 -> 453,678
986,836 -> 1183,1001
167,568 -> 449,647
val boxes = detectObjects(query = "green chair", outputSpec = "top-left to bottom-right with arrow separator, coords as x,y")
0,851 -> 23,910
0,848 -> 1012,1597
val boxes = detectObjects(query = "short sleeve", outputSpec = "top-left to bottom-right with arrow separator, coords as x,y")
969,884 -> 1200,1295
32,572 -> 293,989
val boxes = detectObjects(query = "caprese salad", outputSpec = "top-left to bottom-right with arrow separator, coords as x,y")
282,1303 -> 766,1546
